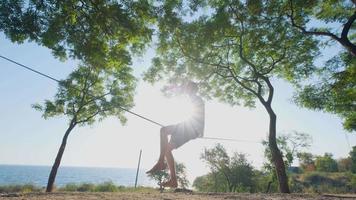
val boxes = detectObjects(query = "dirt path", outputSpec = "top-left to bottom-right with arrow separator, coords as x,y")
1,192 -> 356,200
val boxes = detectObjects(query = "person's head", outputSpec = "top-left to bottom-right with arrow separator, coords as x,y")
184,81 -> 198,95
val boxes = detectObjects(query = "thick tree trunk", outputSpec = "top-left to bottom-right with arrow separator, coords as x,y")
46,122 -> 76,192
265,105 -> 290,193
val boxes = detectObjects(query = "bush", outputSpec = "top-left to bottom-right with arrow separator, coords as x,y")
95,182 -> 117,192
0,184 -> 41,193
77,183 -> 96,192
299,172 -> 354,193
60,183 -> 79,192
58,182 -> 157,193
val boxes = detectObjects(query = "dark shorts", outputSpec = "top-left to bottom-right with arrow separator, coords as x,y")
165,123 -> 199,149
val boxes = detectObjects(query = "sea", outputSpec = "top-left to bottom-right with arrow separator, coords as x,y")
0,165 -> 155,187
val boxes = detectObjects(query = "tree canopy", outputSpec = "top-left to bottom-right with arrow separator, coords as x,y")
144,0 -> 319,193
33,65 -> 135,192
287,0 -> 356,131
287,0 -> 355,56
33,65 -> 135,125
0,0 -> 154,68
200,144 -> 255,192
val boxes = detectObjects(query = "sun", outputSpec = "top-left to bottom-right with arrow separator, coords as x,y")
170,96 -> 196,123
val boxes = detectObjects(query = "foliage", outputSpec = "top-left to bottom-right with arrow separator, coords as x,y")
295,172 -> 356,193
95,181 -> 118,192
58,182 -> 157,192
297,152 -> 316,172
33,65 -> 135,126
0,0 -> 154,68
295,53 -> 356,131
286,0 -> 355,55
145,1 -> 319,106
175,162 -> 190,189
33,64 -> 136,192
199,144 -> 255,192
315,153 -> 338,172
144,0 -> 320,193
350,146 -> 356,173
0,184 -> 41,193
288,0 -> 356,131
147,161 -> 189,189
337,157 -> 352,172
193,172 -> 227,192
263,131 -> 312,171
147,168 -> 169,190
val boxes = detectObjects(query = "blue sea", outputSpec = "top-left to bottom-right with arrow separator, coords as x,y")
0,165 -> 155,187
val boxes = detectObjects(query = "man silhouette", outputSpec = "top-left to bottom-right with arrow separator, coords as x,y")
146,81 -> 205,188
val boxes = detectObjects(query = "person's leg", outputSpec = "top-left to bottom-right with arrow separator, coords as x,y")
146,127 -> 170,173
162,143 -> 178,188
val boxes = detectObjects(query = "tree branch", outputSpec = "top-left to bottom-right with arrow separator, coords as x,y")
262,49 -> 286,75
340,10 -> 356,55
288,0 -> 341,42
75,68 -> 92,114
260,76 -> 274,105
76,108 -> 106,124
288,0 -> 356,56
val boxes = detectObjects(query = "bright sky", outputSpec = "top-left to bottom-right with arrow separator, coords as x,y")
0,33 -> 355,184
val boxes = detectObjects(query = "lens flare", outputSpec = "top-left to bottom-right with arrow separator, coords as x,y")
170,96 -> 196,123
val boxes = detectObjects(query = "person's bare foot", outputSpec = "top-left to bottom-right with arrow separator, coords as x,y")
161,179 -> 178,188
146,162 -> 166,174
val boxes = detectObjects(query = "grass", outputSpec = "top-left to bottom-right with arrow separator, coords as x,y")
0,184 -> 42,193
58,181 -> 157,192
290,172 -> 356,193
0,182 -> 157,194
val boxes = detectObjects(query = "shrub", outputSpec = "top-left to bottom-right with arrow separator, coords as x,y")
0,184 -> 41,193
95,182 -> 117,192
77,183 -> 96,192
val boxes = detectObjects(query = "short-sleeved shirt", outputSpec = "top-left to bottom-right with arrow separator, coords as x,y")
170,95 -> 205,148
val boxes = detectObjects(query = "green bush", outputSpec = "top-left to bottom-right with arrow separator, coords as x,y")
0,184 -> 41,193
60,183 -> 78,192
298,172 -> 354,193
58,182 -> 157,193
77,183 -> 96,192
95,182 -> 117,192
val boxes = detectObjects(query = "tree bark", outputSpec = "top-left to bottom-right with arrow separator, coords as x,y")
46,122 -> 76,192
265,104 -> 290,193
265,181 -> 273,193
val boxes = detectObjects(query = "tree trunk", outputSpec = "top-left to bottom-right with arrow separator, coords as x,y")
265,105 -> 290,193
46,122 -> 76,192
265,180 -> 273,193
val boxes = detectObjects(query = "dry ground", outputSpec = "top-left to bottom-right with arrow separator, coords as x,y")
1,192 -> 356,200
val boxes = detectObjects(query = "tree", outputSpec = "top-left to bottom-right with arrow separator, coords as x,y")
200,144 -> 232,192
147,168 -> 169,191
263,131 -> 312,168
287,1 -> 356,131
33,65 -> 135,192
338,157 -> 352,172
175,162 -> 190,189
0,0 -> 154,68
229,152 -> 255,192
200,144 -> 255,192
263,131 -> 312,192
295,50 -> 356,132
297,152 -> 315,172
315,153 -> 338,172
193,172 -> 227,192
287,0 -> 355,56
144,0 -> 319,193
350,146 -> 356,173
147,161 -> 189,190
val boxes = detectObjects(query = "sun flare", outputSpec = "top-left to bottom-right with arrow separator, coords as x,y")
170,96 -> 196,123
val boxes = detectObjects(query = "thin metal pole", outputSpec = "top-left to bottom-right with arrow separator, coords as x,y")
134,149 -> 142,188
